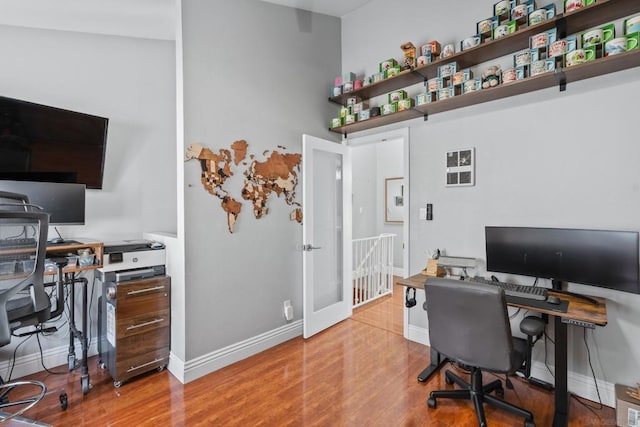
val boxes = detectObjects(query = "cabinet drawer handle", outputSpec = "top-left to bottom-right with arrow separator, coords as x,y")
127,357 -> 165,373
126,318 -> 164,330
127,285 -> 165,296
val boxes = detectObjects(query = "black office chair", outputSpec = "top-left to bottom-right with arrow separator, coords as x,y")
0,201 -> 67,422
424,278 -> 535,427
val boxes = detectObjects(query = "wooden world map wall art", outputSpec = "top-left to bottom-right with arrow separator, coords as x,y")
185,139 -> 303,233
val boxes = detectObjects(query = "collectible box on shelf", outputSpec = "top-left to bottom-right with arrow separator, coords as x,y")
510,0 -> 534,23
427,77 -> 443,93
397,99 -> 414,111
381,103 -> 398,116
463,78 -> 482,94
344,114 -> 356,125
494,20 -> 517,40
400,41 -> 416,69
358,109 -> 371,121
388,90 -> 408,103
438,62 -> 457,79
452,69 -> 473,86
529,4 -> 555,27
379,58 -> 397,72
530,28 -> 557,50
564,0 -> 595,14
385,66 -> 401,79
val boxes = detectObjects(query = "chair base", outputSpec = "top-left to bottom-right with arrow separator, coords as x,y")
428,368 -> 535,427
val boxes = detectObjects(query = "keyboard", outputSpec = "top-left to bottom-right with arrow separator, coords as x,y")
469,277 -> 548,301
0,238 -> 37,250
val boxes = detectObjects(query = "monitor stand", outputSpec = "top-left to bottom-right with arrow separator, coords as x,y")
551,279 -> 600,306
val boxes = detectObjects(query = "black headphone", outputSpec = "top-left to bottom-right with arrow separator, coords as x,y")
405,288 -> 416,308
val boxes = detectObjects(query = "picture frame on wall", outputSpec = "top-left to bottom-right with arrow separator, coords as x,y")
446,148 -> 475,187
385,177 -> 404,223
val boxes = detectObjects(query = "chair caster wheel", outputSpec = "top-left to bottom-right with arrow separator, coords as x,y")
495,387 -> 504,397
427,397 -> 437,408
81,376 -> 91,395
114,381 -> 122,388
524,420 -> 535,427
445,374 -> 453,385
59,392 -> 68,410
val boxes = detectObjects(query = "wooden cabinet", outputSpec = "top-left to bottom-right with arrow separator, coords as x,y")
99,275 -> 170,387
329,0 -> 640,136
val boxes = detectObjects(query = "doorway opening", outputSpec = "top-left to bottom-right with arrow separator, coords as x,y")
347,128 -> 409,332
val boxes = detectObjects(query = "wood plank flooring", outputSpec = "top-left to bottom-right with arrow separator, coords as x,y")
11,288 -> 615,426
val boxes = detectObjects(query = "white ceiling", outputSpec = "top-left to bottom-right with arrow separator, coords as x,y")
259,0 -> 373,17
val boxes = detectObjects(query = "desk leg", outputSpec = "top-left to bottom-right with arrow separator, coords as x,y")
417,348 -> 447,382
553,315 -> 569,427
80,277 -> 90,394
67,273 -> 77,372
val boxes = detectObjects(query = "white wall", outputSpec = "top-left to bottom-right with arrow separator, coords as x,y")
181,0 -> 341,368
352,144 -> 378,239
375,138 -> 404,269
0,22 -> 176,370
343,0 -> 640,404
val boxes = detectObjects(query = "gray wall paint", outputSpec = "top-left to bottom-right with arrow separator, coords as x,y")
0,25 -> 177,241
344,0 -> 640,388
181,0 -> 340,360
0,24 -> 176,359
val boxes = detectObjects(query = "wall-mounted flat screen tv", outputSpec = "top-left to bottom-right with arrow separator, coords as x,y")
0,95 -> 108,189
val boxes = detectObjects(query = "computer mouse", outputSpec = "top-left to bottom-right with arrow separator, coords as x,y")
49,237 -> 64,244
547,295 -> 561,305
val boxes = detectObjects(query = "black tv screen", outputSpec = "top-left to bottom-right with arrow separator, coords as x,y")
0,95 -> 108,189
0,180 -> 85,225
485,226 -> 640,294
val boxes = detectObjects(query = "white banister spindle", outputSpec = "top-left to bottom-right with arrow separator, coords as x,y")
352,234 -> 395,308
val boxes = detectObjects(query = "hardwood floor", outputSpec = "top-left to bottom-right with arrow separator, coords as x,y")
11,290 -> 615,426
351,282 -> 404,336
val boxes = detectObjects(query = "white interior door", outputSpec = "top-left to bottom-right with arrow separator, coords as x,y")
302,134 -> 352,339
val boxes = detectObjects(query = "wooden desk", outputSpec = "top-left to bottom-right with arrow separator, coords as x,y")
397,274 -> 608,427
45,240 -> 104,274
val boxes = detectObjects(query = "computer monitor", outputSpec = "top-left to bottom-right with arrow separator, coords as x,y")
485,226 -> 640,294
0,180 -> 85,225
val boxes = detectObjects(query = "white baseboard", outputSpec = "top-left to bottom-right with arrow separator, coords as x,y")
167,351 -> 185,383
406,324 -> 430,346
402,324 -> 614,407
182,320 -> 303,383
529,361 -> 615,407
0,338 -> 98,381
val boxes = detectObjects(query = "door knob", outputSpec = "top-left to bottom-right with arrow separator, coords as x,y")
303,244 -> 322,251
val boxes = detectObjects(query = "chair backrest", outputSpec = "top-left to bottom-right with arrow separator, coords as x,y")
0,191 -> 43,213
0,210 -> 49,346
424,278 -> 514,373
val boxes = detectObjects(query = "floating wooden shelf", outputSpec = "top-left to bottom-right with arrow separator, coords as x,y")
414,72 -> 559,116
329,109 -> 424,136
329,69 -> 423,105
328,0 -> 640,135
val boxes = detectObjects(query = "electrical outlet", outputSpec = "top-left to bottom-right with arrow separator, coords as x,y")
283,300 -> 293,321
